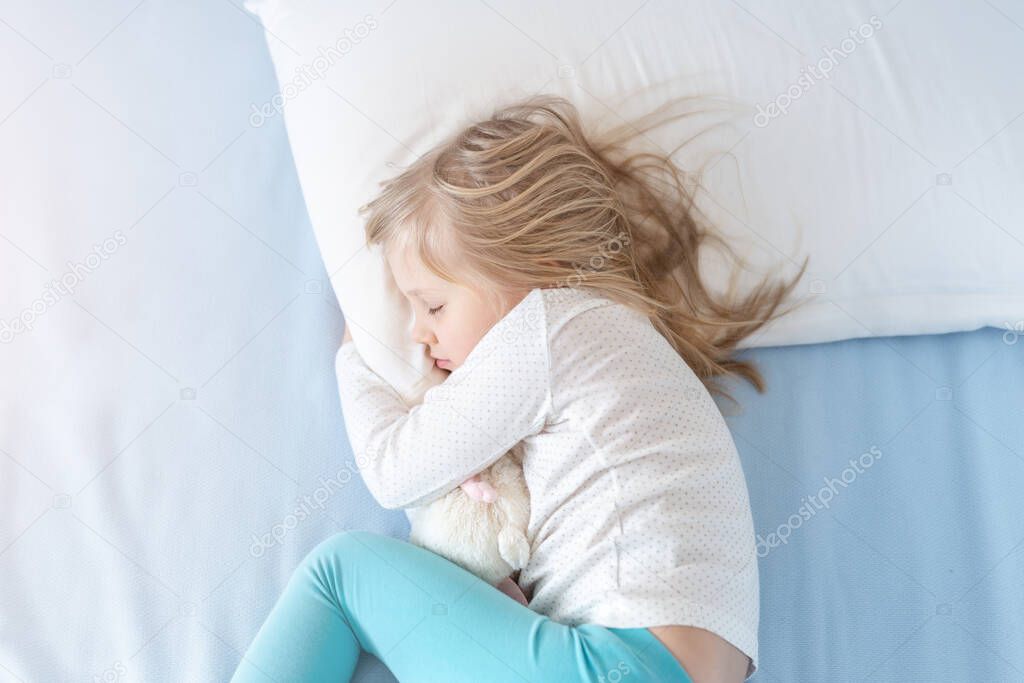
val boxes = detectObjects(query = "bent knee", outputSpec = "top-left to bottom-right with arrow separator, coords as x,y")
304,529 -> 381,560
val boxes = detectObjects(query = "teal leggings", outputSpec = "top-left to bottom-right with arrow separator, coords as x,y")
230,530 -> 693,682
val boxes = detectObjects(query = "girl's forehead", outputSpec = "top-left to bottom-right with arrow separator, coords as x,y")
386,244 -> 447,293
386,244 -> 420,277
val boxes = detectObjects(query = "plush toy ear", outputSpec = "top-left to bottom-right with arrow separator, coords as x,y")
497,524 -> 531,571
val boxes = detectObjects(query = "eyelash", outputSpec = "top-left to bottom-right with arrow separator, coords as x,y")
427,305 -> 444,316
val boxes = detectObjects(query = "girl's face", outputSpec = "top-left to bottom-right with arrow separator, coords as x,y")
385,244 -> 529,373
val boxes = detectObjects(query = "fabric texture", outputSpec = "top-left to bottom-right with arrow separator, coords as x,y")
230,529 -> 693,683
335,286 -> 760,676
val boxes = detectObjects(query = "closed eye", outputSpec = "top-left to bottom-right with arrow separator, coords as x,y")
427,305 -> 444,316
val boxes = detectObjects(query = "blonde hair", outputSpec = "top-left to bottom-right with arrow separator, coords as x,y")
359,94 -> 808,401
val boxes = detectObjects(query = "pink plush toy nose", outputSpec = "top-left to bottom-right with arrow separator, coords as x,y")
460,474 -> 498,503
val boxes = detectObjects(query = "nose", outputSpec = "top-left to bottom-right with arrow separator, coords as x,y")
411,311 -> 436,346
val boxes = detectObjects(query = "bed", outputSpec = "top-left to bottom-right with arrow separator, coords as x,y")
1,1 -> 1022,681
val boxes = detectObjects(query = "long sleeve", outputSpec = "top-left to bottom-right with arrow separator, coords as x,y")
334,292 -> 552,509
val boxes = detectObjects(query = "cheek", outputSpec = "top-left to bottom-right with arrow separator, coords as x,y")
459,319 -> 493,355
444,325 -> 475,358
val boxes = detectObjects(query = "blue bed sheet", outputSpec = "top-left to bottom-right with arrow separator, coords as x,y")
724,328 -> 1024,682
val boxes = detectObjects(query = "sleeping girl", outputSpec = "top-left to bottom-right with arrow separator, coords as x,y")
231,94 -> 806,683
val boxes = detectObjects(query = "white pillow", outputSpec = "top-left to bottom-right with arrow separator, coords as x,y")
246,0 -> 1024,401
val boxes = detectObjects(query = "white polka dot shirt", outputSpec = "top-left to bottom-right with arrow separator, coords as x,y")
335,286 -> 760,676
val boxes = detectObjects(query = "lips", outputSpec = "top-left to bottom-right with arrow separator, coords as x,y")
433,358 -> 450,369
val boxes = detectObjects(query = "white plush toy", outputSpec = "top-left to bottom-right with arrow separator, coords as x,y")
405,446 -> 532,603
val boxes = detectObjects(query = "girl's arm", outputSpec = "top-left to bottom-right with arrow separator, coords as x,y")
335,319 -> 551,510
343,323 -> 497,503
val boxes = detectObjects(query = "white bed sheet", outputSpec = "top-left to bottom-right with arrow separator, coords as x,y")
0,2 -> 399,681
